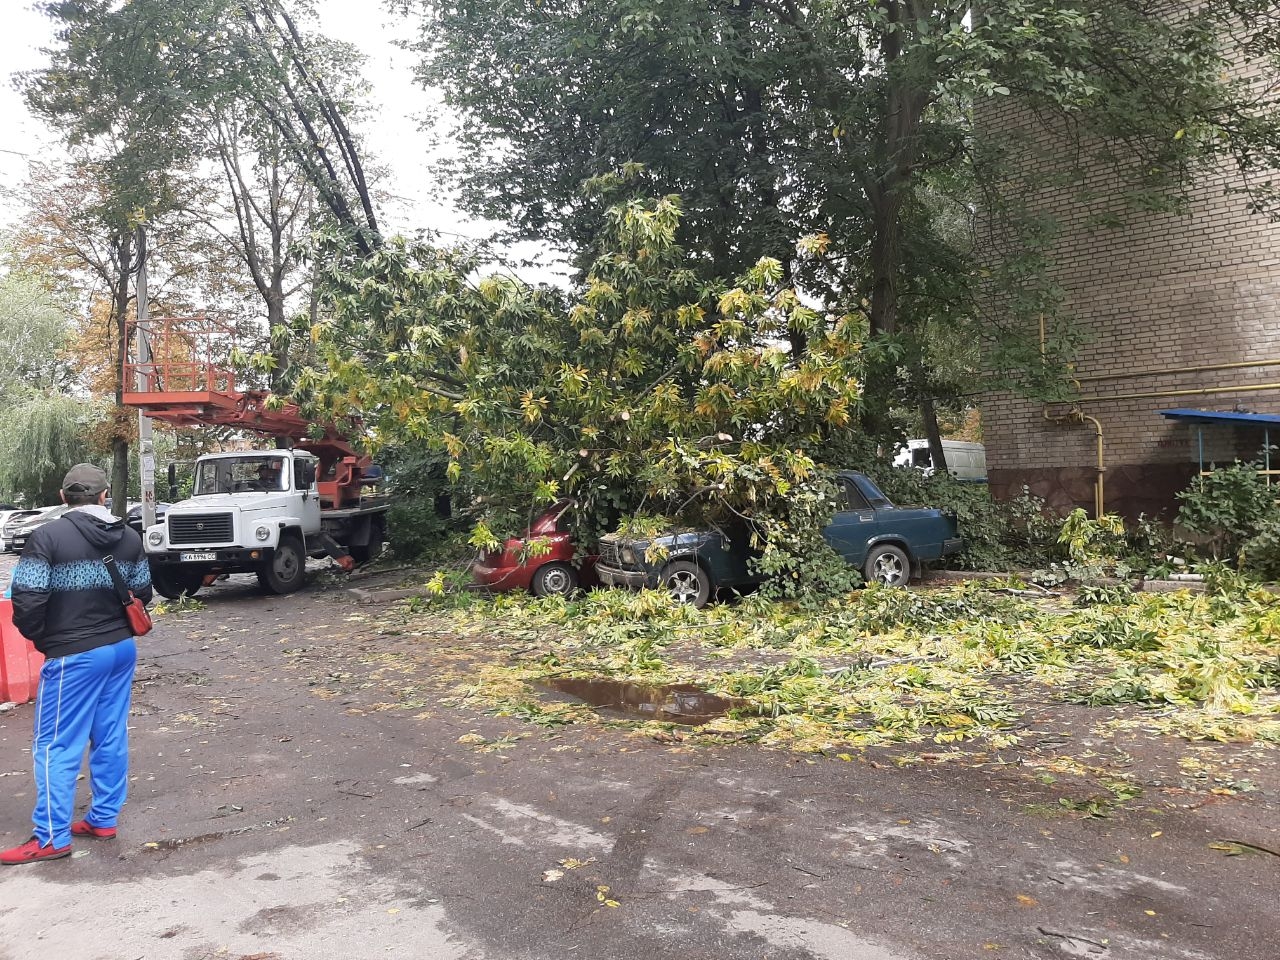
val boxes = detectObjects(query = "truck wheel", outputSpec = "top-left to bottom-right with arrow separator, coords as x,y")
531,562 -> 578,598
257,536 -> 306,594
349,517 -> 385,564
152,566 -> 203,600
660,560 -> 713,608
864,544 -> 911,587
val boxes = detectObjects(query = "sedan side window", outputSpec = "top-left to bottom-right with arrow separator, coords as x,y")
841,478 -> 872,511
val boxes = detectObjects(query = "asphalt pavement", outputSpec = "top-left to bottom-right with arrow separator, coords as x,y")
0,552 -> 1276,960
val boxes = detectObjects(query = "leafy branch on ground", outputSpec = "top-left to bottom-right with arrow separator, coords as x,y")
388,580 -> 1279,753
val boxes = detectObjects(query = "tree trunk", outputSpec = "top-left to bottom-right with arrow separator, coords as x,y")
267,288 -> 291,448
868,193 -> 902,338
921,394 -> 948,478
267,290 -> 287,392
864,1 -> 936,423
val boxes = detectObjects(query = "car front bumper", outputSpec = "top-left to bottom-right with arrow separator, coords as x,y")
595,562 -> 656,590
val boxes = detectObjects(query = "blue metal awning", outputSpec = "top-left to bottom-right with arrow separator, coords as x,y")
1160,408 -> 1280,426
1160,408 -> 1280,481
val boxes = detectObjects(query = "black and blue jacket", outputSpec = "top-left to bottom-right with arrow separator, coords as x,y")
11,507 -> 153,658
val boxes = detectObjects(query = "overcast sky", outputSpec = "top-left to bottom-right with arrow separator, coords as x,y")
0,2 -> 563,280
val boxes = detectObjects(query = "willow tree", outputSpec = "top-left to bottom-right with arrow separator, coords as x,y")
0,393 -> 101,505
0,269 -> 74,403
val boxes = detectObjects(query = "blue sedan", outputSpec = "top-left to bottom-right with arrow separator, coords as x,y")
823,472 -> 964,586
596,472 -> 964,606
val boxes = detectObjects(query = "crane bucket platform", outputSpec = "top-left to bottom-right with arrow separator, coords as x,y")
123,315 -> 371,508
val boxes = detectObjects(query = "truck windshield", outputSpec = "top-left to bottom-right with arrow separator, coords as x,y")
194,457 -> 289,495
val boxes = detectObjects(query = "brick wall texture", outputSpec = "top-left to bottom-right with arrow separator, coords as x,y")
981,102 -> 1280,519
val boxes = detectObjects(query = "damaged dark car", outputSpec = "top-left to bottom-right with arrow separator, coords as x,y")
595,471 -> 963,607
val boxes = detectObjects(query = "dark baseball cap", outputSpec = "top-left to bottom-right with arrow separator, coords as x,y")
61,463 -> 110,495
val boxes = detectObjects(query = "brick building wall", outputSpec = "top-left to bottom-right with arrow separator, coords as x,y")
981,117 -> 1280,519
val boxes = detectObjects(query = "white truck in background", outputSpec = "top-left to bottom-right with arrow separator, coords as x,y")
894,440 -> 988,482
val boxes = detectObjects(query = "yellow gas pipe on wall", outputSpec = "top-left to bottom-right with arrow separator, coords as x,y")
1037,322 -> 1280,519
1041,317 -> 1106,519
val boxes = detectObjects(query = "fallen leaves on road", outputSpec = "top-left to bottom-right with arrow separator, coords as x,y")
398,579 -> 1280,754
595,884 -> 620,908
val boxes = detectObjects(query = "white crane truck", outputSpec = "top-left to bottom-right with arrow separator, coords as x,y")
122,315 -> 389,598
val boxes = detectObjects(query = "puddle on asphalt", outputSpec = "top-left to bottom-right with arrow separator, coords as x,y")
149,831 -> 228,851
144,816 -> 297,852
540,677 -> 746,725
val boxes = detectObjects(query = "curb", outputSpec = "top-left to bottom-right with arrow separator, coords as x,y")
925,567 -> 1212,594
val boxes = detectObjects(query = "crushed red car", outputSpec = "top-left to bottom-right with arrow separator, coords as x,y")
471,500 -> 597,597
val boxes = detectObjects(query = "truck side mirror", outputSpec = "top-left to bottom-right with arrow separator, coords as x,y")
303,464 -> 317,487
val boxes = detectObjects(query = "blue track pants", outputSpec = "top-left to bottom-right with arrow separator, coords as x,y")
31,637 -> 137,849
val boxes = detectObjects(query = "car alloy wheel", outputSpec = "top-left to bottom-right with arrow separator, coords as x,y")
660,560 -> 712,608
864,544 -> 911,587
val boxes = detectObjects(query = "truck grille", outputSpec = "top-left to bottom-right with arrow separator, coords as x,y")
598,540 -> 623,566
168,513 -> 234,545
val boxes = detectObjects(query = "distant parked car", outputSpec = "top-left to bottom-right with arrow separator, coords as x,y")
595,471 -> 963,607
4,507 -> 56,552
126,502 -> 170,535
1,509 -> 33,551
6,505 -> 71,554
471,499 -> 598,598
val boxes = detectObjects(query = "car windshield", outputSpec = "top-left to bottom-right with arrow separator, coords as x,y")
194,457 -> 289,495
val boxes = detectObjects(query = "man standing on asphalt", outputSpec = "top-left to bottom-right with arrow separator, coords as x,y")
0,464 -> 152,865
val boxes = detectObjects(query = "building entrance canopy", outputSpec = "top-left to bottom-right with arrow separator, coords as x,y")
1160,408 -> 1280,483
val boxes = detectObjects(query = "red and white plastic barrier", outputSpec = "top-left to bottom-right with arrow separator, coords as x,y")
0,597 -> 43,704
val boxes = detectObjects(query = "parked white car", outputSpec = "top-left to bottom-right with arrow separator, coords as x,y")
2,509 -> 48,552
4,506 -> 67,553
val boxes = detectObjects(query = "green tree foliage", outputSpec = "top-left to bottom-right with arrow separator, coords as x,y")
289,195 -> 863,547
0,269 -> 74,402
0,393 -> 101,505
1176,463 -> 1280,562
24,0 -> 379,247
408,0 -> 1280,418
0,268 -> 88,505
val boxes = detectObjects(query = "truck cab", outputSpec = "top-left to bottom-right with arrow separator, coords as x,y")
143,449 -> 329,597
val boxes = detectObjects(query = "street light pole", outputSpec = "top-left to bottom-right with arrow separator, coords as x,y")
136,225 -> 156,530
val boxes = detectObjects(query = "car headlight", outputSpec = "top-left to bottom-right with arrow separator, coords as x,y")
147,530 -> 163,546
620,547 -> 636,565
255,525 -> 271,541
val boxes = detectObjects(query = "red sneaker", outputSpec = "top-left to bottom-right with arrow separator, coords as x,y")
71,820 -> 117,840
0,837 -> 72,865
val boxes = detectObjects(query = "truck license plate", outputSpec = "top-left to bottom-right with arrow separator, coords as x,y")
179,552 -> 217,562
